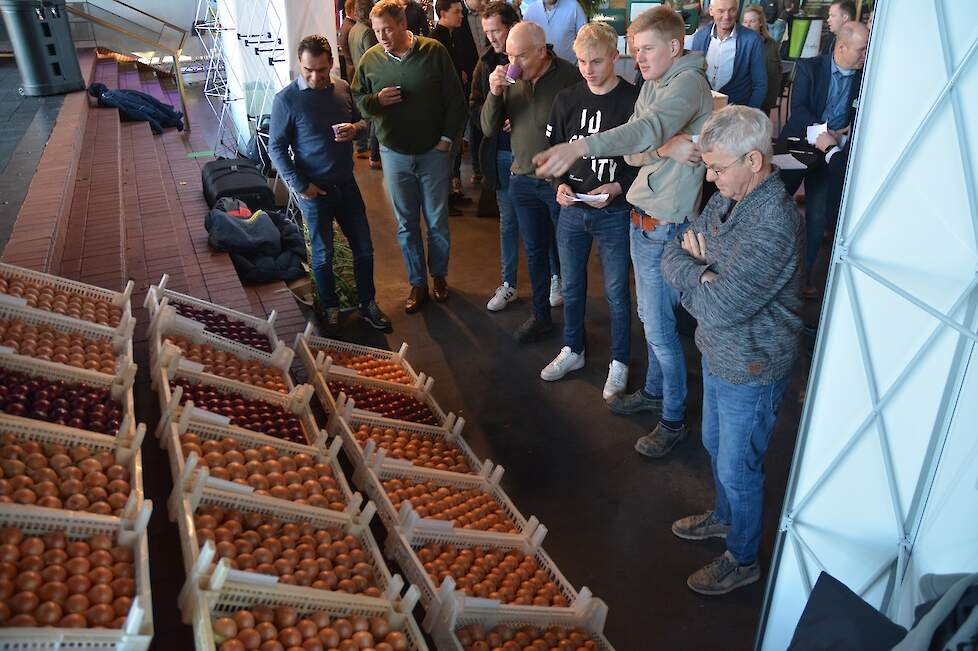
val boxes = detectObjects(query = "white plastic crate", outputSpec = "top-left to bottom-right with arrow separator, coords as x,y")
0,502 -> 154,651
352,456 -> 541,543
0,300 -> 135,368
161,414 -> 357,522
0,262 -> 134,329
148,301 -> 295,391
146,275 -> 280,354
0,351 -> 139,444
153,360 -> 320,448
295,323 -> 420,385
330,409 -> 481,477
170,479 -> 405,608
384,523 -> 605,633
430,606 -> 614,651
0,413 -> 147,520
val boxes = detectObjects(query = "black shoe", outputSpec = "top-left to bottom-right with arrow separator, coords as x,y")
514,316 -> 553,343
321,307 -> 340,335
405,285 -> 429,314
359,301 -> 392,331
432,277 -> 449,303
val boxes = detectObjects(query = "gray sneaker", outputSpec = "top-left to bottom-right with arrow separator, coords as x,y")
634,422 -> 687,458
687,551 -> 760,595
608,389 -> 662,415
672,510 -> 731,541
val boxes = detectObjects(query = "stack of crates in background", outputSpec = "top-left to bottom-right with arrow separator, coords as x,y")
144,275 -> 429,650
297,326 -> 613,650
0,263 -> 153,649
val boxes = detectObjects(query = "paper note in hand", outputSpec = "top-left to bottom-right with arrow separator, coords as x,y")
573,193 -> 609,203
807,122 -> 828,145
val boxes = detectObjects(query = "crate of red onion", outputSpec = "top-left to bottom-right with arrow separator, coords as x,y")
295,323 -> 420,386
148,301 -> 295,393
160,413 -> 356,521
431,607 -> 614,651
328,408 -> 482,478
0,501 -> 154,649
0,351 -> 138,445
0,262 -> 134,332
352,455 -> 541,544
0,413 -> 147,520
171,474 -> 408,608
384,518 -> 606,633
181,572 -> 428,651
146,275 -> 279,355
304,359 -> 450,429
153,359 -> 320,448
0,300 -> 135,377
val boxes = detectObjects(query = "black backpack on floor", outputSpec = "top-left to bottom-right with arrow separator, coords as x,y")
201,158 -> 276,210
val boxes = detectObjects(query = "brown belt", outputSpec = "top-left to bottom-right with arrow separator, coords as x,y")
630,209 -> 665,232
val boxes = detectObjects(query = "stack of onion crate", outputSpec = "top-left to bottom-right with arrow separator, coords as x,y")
145,279 -> 430,650
298,328 -> 613,650
0,263 -> 153,649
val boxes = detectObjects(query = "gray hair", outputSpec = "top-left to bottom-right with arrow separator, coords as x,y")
698,105 -> 773,159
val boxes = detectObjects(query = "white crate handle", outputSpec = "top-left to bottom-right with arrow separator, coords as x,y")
158,273 -> 170,293
345,491 -> 365,520
395,342 -> 408,361
303,321 -> 315,338
126,498 -> 153,534
401,583 -> 421,616
383,574 -> 405,602
270,341 -> 294,369
120,279 -> 134,305
529,521 -> 548,549
122,594 -> 146,635
326,436 -> 343,459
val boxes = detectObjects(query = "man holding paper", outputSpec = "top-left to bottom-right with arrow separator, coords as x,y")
538,22 -> 639,402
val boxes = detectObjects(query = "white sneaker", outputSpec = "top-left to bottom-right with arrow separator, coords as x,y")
549,275 -> 564,307
603,360 -> 629,401
487,283 -> 517,311
540,346 -> 585,381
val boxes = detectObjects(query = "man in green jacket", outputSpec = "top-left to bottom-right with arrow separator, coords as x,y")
481,21 -> 581,343
534,6 -> 714,456
353,0 -> 467,313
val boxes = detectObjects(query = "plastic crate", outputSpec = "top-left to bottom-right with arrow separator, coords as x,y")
0,502 -> 154,651
384,523 -> 605,633
148,301 -> 295,390
430,607 -> 614,651
295,323 -> 420,385
329,409 -> 481,477
352,457 -> 541,543
161,414 -> 357,522
153,360 -> 320,448
169,478 -> 406,608
146,275 -> 280,354
0,351 -> 139,444
0,262 -> 134,329
182,576 -> 428,651
0,413 -> 147,520
0,300 -> 135,370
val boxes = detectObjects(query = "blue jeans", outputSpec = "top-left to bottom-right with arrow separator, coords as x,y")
701,357 -> 791,565
496,150 -> 519,286
630,221 -> 687,422
557,203 -> 631,362
379,146 -> 452,287
509,174 -> 561,320
297,179 -> 375,309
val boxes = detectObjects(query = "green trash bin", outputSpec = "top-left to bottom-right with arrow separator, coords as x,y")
0,0 -> 84,96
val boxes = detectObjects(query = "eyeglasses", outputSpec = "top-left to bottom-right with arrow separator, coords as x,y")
706,152 -> 748,178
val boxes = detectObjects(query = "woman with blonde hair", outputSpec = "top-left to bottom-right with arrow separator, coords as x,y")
742,4 -> 781,113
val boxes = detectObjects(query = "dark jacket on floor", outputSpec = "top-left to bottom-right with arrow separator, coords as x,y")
690,23 -> 767,108
88,83 -> 184,134
662,170 -> 803,385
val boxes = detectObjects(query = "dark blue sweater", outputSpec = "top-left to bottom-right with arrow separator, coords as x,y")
268,78 -> 361,193
690,24 -> 767,108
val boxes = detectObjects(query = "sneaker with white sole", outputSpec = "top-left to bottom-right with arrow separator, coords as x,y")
549,275 -> 564,307
487,283 -> 517,311
540,346 -> 585,381
602,360 -> 628,401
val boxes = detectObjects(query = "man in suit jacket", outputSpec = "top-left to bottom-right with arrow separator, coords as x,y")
690,0 -> 767,108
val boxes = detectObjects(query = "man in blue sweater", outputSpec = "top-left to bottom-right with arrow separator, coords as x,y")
689,0 -> 767,108
268,35 -> 392,334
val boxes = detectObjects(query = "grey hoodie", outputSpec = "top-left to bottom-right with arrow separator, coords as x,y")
584,51 -> 713,223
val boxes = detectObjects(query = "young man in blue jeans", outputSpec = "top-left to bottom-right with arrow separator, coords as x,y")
662,106 -> 802,595
539,23 -> 638,401
534,7 -> 714,451
268,35 -> 391,334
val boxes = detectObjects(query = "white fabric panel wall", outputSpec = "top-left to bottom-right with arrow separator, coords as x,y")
757,0 -> 978,648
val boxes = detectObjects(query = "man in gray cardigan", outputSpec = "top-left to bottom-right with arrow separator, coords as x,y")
661,106 -> 803,596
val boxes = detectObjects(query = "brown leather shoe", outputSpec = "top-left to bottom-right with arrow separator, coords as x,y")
432,277 -> 449,303
405,285 -> 428,313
